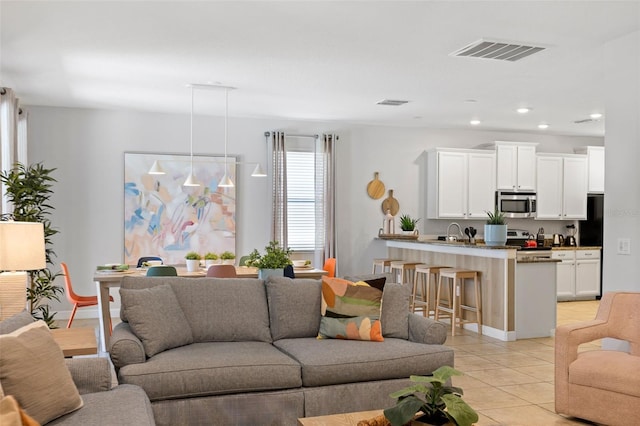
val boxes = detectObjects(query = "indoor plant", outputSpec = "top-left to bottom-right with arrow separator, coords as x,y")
204,252 -> 219,268
185,251 -> 201,272
384,366 -> 478,426
220,250 -> 236,265
484,208 -> 507,247
0,162 -> 62,327
245,240 -> 292,279
399,214 -> 420,234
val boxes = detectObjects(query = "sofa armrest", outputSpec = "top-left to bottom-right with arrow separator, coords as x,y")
65,357 -> 112,395
408,314 -> 447,345
109,322 -> 146,370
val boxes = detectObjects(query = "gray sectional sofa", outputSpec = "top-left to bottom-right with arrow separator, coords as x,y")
109,275 -> 454,425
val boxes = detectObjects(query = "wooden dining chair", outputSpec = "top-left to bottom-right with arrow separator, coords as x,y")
61,262 -> 114,331
146,265 -> 178,276
137,256 -> 163,267
206,264 -> 237,278
323,258 -> 336,278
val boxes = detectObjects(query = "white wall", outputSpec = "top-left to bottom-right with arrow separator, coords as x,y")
26,105 -> 602,318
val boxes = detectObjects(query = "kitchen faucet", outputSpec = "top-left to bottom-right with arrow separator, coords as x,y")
446,222 -> 463,241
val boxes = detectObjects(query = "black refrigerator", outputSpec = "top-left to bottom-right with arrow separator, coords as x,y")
579,194 -> 604,297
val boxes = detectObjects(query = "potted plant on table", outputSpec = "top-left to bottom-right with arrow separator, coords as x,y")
185,251 -> 201,272
220,251 -> 236,265
383,366 -> 478,426
204,252 -> 219,268
399,214 -> 420,235
245,240 -> 292,280
484,208 -> 507,247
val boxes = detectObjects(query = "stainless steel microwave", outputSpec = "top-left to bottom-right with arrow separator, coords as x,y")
496,191 -> 537,218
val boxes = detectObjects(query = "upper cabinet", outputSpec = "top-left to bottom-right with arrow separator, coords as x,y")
427,149 -> 496,219
495,142 -> 537,191
536,154 -> 588,220
574,146 -> 604,193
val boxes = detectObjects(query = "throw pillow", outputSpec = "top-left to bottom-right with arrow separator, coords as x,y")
120,284 -> 194,357
0,396 -> 40,426
0,321 -> 83,424
265,276 -> 322,340
318,277 -> 383,342
0,310 -> 34,335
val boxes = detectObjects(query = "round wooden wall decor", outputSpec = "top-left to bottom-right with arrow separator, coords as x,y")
366,172 -> 385,199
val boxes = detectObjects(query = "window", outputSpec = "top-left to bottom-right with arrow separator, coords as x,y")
286,150 -> 315,251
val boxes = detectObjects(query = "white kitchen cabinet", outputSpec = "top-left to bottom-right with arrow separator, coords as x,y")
554,249 -> 600,300
427,149 -> 495,219
536,154 -> 587,220
574,146 -> 605,193
495,142 -> 537,191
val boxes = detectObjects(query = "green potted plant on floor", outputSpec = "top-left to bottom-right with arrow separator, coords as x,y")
246,240 -> 292,280
185,251 -> 201,272
484,208 -> 507,247
384,366 -> 478,426
399,214 -> 420,235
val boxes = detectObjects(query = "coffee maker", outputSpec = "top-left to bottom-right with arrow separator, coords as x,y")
565,224 -> 577,247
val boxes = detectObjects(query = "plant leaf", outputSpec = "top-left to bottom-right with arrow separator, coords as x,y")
384,395 -> 426,426
441,394 -> 479,426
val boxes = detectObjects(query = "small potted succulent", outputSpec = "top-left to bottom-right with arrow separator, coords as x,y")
185,251 -> 201,272
384,366 -> 478,426
204,252 -> 219,268
399,214 -> 420,235
484,208 -> 507,247
220,251 -> 236,265
245,241 -> 292,280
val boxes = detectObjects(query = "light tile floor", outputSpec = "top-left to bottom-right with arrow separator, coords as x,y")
62,300 -> 601,425
445,300 -> 601,426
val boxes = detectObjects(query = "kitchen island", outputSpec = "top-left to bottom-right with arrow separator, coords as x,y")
383,239 -> 558,341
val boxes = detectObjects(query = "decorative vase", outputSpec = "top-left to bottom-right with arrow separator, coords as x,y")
484,224 -> 507,246
222,259 -> 235,265
258,268 -> 284,280
204,259 -> 219,269
185,259 -> 200,272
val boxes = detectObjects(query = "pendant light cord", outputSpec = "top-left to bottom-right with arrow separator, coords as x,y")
224,88 -> 229,175
190,85 -> 194,173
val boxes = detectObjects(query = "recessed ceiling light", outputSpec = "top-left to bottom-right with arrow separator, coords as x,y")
464,99 -> 478,103
516,107 -> 531,114
590,113 -> 603,119
538,123 -> 549,129
470,119 -> 481,126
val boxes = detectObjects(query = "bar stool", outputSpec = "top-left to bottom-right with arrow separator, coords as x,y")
412,265 -> 447,317
389,261 -> 422,286
434,268 -> 482,336
372,258 -> 401,274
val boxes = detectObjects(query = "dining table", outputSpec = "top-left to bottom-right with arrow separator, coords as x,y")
94,265 -> 328,353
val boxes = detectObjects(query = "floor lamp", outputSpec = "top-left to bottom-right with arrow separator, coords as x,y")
0,221 -> 46,320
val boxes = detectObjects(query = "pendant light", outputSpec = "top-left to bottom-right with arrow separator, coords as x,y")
183,85 -> 200,187
218,87 -> 234,188
148,160 -> 165,175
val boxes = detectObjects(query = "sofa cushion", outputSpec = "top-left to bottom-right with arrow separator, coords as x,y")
266,276 -> 322,340
121,277 -> 272,343
319,277 -> 383,342
569,350 -> 640,398
118,342 -> 301,401
0,321 -> 83,424
274,337 -> 454,387
120,284 -> 194,357
0,310 -> 34,335
47,385 -> 155,426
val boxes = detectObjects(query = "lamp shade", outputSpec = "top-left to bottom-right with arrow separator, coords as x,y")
0,222 -> 46,271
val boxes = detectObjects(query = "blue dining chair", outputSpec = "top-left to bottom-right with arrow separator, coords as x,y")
284,265 -> 295,279
146,265 -> 177,276
137,256 -> 163,268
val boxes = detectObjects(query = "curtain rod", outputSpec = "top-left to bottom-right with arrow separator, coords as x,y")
264,131 -> 318,139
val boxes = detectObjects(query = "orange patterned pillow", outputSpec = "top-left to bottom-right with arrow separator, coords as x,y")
318,277 -> 383,342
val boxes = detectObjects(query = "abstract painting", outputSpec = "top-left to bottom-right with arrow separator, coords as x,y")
124,153 -> 236,265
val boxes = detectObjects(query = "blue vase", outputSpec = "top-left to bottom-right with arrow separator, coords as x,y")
484,224 -> 507,246
258,268 -> 284,280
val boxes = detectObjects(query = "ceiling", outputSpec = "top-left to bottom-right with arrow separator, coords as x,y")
2,1 -> 639,137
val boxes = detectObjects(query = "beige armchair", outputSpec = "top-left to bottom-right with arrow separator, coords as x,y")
555,291 -> 640,425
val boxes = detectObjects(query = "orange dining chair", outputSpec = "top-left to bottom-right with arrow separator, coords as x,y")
206,264 -> 238,278
323,258 -> 336,278
61,262 -> 113,332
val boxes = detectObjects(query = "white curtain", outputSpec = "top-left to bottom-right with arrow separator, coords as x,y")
0,87 -> 27,216
314,133 -> 337,269
270,131 -> 288,247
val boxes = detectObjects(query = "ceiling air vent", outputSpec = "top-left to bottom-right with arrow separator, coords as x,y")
451,39 -> 546,62
574,118 -> 595,124
376,99 -> 409,106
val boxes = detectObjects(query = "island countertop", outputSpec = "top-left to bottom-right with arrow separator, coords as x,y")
380,238 -> 519,259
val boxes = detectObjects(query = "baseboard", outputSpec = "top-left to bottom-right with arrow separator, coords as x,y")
54,308 -> 120,321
